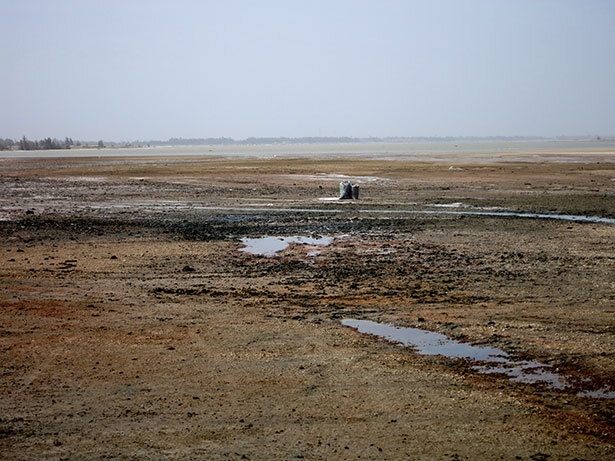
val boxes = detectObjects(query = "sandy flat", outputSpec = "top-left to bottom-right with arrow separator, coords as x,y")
1,152 -> 614,459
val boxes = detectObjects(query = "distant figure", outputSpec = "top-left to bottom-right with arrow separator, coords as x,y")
351,184 -> 360,199
339,180 -> 352,199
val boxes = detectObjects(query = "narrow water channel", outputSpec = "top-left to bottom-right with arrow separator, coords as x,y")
189,206 -> 615,224
342,319 -> 615,398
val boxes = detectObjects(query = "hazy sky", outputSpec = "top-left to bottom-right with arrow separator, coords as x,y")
1,0 -> 614,140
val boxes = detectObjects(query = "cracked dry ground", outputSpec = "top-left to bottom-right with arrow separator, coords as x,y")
1,157 -> 614,459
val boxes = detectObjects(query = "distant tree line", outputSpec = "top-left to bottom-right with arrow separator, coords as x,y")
0,138 -> 15,151
158,136 -> 387,145
0,136 -> 81,151
150,135 -> 556,146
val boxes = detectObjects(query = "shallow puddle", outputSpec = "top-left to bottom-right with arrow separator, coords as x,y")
239,236 -> 333,256
342,319 -> 614,397
576,387 -> 615,399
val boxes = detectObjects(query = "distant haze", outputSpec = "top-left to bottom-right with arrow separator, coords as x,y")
1,0 -> 614,141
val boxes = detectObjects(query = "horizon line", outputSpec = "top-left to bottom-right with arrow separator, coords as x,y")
4,134 -> 614,145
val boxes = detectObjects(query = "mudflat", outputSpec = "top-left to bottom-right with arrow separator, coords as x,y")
1,151 -> 614,459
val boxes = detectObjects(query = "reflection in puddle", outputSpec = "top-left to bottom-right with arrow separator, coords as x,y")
576,387 -> 615,399
240,236 -> 333,256
342,319 -> 613,397
471,363 -> 567,389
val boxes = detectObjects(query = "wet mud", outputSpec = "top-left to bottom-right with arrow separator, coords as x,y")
1,154 -> 614,459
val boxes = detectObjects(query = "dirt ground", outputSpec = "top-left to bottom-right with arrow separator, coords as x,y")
1,151 -> 614,459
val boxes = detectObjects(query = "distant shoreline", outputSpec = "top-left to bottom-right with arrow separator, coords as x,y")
2,135 -> 614,152
76,135 -> 615,148
2,139 -> 615,162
